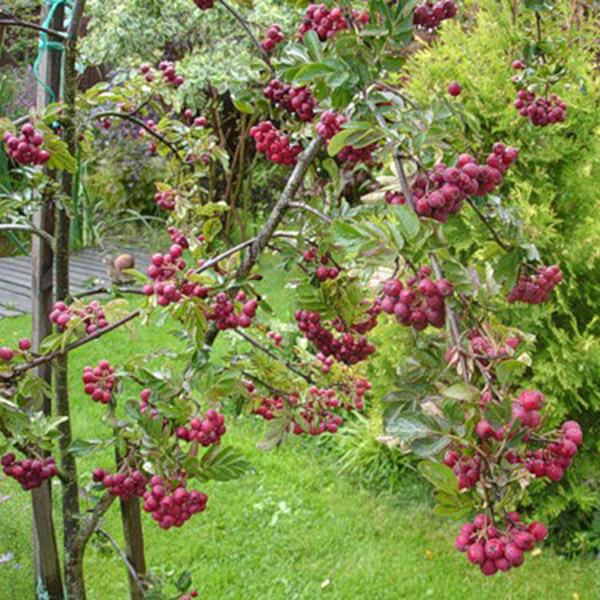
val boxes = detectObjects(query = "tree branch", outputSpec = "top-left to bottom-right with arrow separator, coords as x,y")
73,286 -> 146,299
288,202 -> 332,224
234,329 -> 315,384
96,529 -> 145,595
75,491 -> 116,549
217,0 -> 274,73
92,111 -> 185,163
385,149 -> 471,383
236,138 -> 323,280
0,224 -> 55,248
466,198 -> 510,251
0,309 -> 141,382
0,19 -> 66,38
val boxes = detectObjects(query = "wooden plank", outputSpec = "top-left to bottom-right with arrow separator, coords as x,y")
0,305 -> 27,319
0,289 -> 31,312
0,279 -> 31,297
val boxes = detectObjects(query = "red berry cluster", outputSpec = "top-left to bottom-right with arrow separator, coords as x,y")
159,61 -> 184,88
50,300 -> 109,334
261,25 -> 285,52
193,0 -> 214,9
455,513 -> 547,576
303,250 -> 340,281
346,299 -> 382,335
175,409 -> 226,446
413,0 -> 457,31
514,91 -> 567,127
264,79 -> 317,122
167,226 -> 189,248
180,592 -> 199,600
267,331 -> 283,347
3,124 -> 50,166
316,352 -> 335,373
83,359 -> 116,404
144,245 -> 211,306
249,121 -> 302,166
207,291 -> 257,330
338,143 -> 377,167
451,328 -> 521,369
142,477 -> 208,530
391,145 -> 517,222
507,265 -> 562,305
507,421 -> 583,482
316,110 -> 346,140
140,388 -> 160,419
253,394 -> 284,420
381,266 -> 452,331
1,454 -> 57,490
294,310 -> 375,365
443,450 -> 481,489
155,190 -> 177,211
93,468 -> 148,501
253,379 -> 370,434
298,5 -> 369,41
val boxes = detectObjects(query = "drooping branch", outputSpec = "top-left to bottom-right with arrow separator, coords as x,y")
386,149 -> 471,383
234,329 -> 315,384
0,309 -> 141,382
194,231 -> 300,276
92,111 -> 185,163
73,286 -> 146,299
0,19 -> 66,38
217,0 -> 274,73
466,198 -> 511,251
288,202 -> 333,224
96,529 -> 145,595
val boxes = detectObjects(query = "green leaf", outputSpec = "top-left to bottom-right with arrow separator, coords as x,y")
496,359 -> 527,386
390,204 -> 420,240
418,461 -> 458,495
302,31 -> 323,62
69,438 -> 112,457
411,435 -> 450,458
384,411 -> 432,441
441,384 -> 480,402
199,445 -> 255,482
175,570 -> 193,593
327,129 -> 357,157
294,63 -> 335,83
232,99 -> 255,114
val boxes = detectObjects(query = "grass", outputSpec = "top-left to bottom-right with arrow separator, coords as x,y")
0,285 -> 599,599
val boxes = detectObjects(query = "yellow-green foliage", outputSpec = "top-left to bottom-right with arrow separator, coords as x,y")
405,0 -> 600,549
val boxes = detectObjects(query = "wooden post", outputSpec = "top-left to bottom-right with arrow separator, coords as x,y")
31,4 -> 65,599
114,442 -> 147,600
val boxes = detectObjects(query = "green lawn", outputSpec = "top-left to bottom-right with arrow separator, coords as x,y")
0,292 -> 599,599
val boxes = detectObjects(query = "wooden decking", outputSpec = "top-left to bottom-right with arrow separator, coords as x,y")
0,246 -> 148,318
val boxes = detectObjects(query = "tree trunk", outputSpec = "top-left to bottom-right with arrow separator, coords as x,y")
56,3 -> 88,596
31,4 -> 65,598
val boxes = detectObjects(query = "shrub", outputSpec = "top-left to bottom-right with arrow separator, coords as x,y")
403,0 -> 600,551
